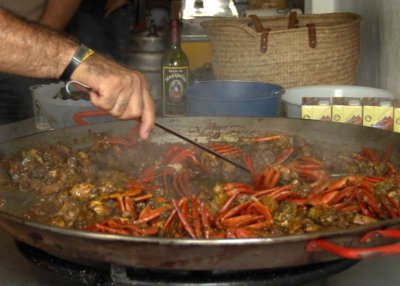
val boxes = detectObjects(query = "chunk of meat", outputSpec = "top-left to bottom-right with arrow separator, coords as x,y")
70,183 -> 95,199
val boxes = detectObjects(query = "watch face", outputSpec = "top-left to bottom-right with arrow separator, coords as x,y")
60,45 -> 92,80
74,45 -> 88,63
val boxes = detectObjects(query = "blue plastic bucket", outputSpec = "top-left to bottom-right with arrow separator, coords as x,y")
185,81 -> 284,116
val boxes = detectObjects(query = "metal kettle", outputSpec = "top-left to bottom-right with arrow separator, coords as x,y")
127,21 -> 168,53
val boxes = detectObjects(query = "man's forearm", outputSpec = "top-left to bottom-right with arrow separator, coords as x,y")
0,9 -> 77,79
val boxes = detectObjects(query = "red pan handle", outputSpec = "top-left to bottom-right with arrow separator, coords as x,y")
73,110 -> 140,145
306,229 -> 400,259
73,110 -> 109,125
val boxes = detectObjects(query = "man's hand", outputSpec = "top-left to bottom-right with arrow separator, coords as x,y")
71,54 -> 155,140
0,9 -> 155,139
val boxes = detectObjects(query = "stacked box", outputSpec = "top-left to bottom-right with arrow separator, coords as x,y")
301,97 -> 331,121
394,99 -> 400,133
332,97 -> 362,125
362,97 -> 393,131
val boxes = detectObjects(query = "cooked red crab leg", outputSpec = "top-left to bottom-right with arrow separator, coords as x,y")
135,205 -> 170,224
333,193 -> 356,210
221,215 -> 264,228
162,197 -> 186,233
382,144 -> 393,163
216,191 -> 241,219
386,195 -> 400,215
248,220 -> 272,230
116,195 -> 125,213
123,196 -> 136,219
386,163 -> 398,176
326,176 -> 360,192
86,219 -> 160,236
164,146 -> 183,163
263,167 -> 281,189
170,148 -> 208,173
250,135 -> 283,143
224,182 -> 256,195
86,223 -> 130,235
360,147 -> 381,163
243,153 -> 261,186
254,185 -> 293,198
309,175 -> 389,219
298,156 -> 324,167
220,201 -> 252,221
381,200 -> 398,219
251,201 -> 273,221
132,193 -> 153,202
172,198 -> 196,238
226,228 -> 256,238
329,186 -> 356,205
191,196 -> 202,238
273,147 -> 294,164
200,202 -> 213,239
208,143 -> 242,156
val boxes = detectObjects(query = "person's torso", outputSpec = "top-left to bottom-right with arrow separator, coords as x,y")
0,0 -> 48,21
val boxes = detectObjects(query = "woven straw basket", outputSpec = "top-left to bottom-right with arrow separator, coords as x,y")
201,13 -> 362,88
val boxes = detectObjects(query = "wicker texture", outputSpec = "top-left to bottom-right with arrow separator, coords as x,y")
201,13 -> 362,88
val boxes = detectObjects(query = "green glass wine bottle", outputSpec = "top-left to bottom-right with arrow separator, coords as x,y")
161,19 -> 189,117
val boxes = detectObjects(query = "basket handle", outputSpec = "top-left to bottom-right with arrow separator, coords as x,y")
249,15 -> 271,53
249,13 -> 317,51
288,11 -> 299,29
307,23 -> 317,48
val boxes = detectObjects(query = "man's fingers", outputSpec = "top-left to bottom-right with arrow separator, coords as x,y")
117,78 -> 144,119
117,73 -> 147,119
90,88 -> 119,111
138,86 -> 156,140
108,88 -> 135,117
89,90 -> 101,107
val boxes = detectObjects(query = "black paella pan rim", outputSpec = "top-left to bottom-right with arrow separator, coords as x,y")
0,210 -> 399,246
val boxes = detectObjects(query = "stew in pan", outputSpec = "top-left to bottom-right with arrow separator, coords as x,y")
1,126 -> 399,239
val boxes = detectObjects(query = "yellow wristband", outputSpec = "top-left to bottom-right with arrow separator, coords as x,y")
82,48 -> 95,62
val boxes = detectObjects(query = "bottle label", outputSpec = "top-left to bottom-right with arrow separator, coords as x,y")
162,66 -> 189,116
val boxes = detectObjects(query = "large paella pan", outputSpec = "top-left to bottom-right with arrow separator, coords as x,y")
0,117 -> 400,270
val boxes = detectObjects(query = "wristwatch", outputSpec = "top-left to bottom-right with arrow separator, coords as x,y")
60,44 -> 95,81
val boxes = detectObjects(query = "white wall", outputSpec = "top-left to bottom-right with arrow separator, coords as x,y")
306,0 -> 400,98
305,0 -> 335,13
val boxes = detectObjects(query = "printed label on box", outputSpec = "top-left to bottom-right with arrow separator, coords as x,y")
394,108 -> 400,133
394,100 -> 400,133
362,97 -> 393,131
301,97 -> 331,121
332,97 -> 362,125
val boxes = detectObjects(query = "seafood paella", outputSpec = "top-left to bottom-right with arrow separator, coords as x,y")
0,125 -> 399,239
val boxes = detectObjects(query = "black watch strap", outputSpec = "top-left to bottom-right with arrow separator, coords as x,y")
60,44 -> 95,81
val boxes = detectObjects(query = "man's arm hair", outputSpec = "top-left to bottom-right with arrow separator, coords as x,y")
0,9 -> 78,79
